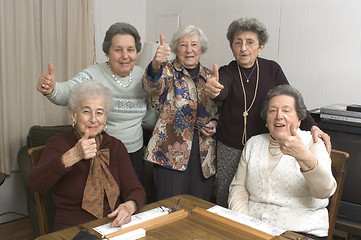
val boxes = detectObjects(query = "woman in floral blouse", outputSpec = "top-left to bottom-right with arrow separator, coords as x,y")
143,25 -> 219,201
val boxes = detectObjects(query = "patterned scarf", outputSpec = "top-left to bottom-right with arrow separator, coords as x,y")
81,134 -> 120,218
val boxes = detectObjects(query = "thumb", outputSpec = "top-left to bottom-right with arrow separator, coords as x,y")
107,210 -> 117,218
290,123 -> 298,136
48,62 -> 54,75
82,129 -> 90,139
159,34 -> 165,46
212,64 -> 219,81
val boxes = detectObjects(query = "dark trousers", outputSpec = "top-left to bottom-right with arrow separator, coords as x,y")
129,148 -> 145,186
153,131 -> 214,201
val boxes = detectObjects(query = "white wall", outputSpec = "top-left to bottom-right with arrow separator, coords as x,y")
0,172 -> 28,223
95,0 -> 361,110
94,0 -> 146,64
278,0 -> 361,109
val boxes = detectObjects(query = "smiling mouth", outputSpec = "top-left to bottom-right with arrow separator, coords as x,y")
274,123 -> 285,127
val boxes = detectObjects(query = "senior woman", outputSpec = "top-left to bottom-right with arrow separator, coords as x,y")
36,22 -> 158,185
142,25 -> 218,201
205,17 -> 331,207
29,80 -> 145,231
229,85 -> 336,239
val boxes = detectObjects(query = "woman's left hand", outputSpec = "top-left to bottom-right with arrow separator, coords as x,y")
279,125 -> 319,171
107,200 -> 137,227
278,125 -> 307,160
199,120 -> 217,137
311,125 -> 331,155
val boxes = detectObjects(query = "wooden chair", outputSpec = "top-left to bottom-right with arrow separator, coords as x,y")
328,149 -> 350,240
28,145 -> 48,236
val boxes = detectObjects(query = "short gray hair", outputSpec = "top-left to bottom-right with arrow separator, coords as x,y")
260,85 -> 307,121
102,22 -> 142,53
227,18 -> 268,46
68,80 -> 114,116
169,25 -> 209,54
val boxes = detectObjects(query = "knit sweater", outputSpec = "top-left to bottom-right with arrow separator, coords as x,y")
229,130 -> 337,237
28,130 -> 145,227
46,63 -> 158,153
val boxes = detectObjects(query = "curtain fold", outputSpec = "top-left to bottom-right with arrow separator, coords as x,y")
0,0 -> 94,175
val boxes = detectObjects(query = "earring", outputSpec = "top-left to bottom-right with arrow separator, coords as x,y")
265,123 -> 268,128
103,124 -> 108,133
72,121 -> 77,129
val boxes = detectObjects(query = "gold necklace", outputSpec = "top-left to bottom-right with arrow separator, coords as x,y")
268,142 -> 282,156
241,64 -> 256,83
238,59 -> 260,145
268,137 -> 282,157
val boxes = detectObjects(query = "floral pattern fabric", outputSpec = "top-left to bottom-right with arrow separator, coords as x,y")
143,59 -> 218,178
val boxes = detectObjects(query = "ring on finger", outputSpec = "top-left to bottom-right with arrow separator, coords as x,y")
41,84 -> 45,88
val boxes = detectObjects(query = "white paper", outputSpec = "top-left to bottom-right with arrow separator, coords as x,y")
93,206 -> 170,236
207,205 -> 286,236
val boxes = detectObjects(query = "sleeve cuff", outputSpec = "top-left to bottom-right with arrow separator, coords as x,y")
46,83 -> 59,99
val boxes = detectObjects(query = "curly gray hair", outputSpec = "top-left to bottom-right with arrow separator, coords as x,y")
68,80 -> 114,116
226,18 -> 269,46
169,25 -> 209,54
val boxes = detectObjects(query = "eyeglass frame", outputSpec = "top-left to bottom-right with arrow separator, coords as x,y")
232,40 -> 259,49
160,198 -> 182,213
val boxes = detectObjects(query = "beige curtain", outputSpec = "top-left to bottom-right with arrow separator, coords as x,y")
0,0 -> 95,175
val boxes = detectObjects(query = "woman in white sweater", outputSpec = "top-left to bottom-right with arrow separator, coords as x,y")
228,85 -> 336,239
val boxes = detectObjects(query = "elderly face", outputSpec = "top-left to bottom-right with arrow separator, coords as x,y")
106,34 -> 137,77
266,95 -> 301,141
231,31 -> 264,68
175,34 -> 202,69
71,97 -> 107,138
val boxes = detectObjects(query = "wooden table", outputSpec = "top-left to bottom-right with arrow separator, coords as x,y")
36,194 -> 309,240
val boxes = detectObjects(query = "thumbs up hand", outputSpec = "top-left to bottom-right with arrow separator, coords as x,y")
278,123 -> 305,158
37,62 -> 56,95
151,34 -> 170,71
205,64 -> 224,98
61,129 -> 97,168
75,129 -> 97,160
278,123 -> 319,172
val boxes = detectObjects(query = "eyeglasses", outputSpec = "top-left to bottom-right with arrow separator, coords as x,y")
232,40 -> 258,48
160,199 -> 182,213
194,119 -> 214,130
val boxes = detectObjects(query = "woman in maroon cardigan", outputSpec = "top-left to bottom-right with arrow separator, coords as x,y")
29,80 -> 145,231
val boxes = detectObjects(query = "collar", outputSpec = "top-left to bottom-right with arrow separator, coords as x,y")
172,58 -> 208,82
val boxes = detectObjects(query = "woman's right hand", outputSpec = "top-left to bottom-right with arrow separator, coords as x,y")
37,62 -> 56,95
151,34 -> 170,71
61,130 -> 97,168
205,64 -> 223,98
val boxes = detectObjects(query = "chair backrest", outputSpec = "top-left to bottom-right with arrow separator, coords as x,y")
327,149 -> 350,240
28,145 -> 48,236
